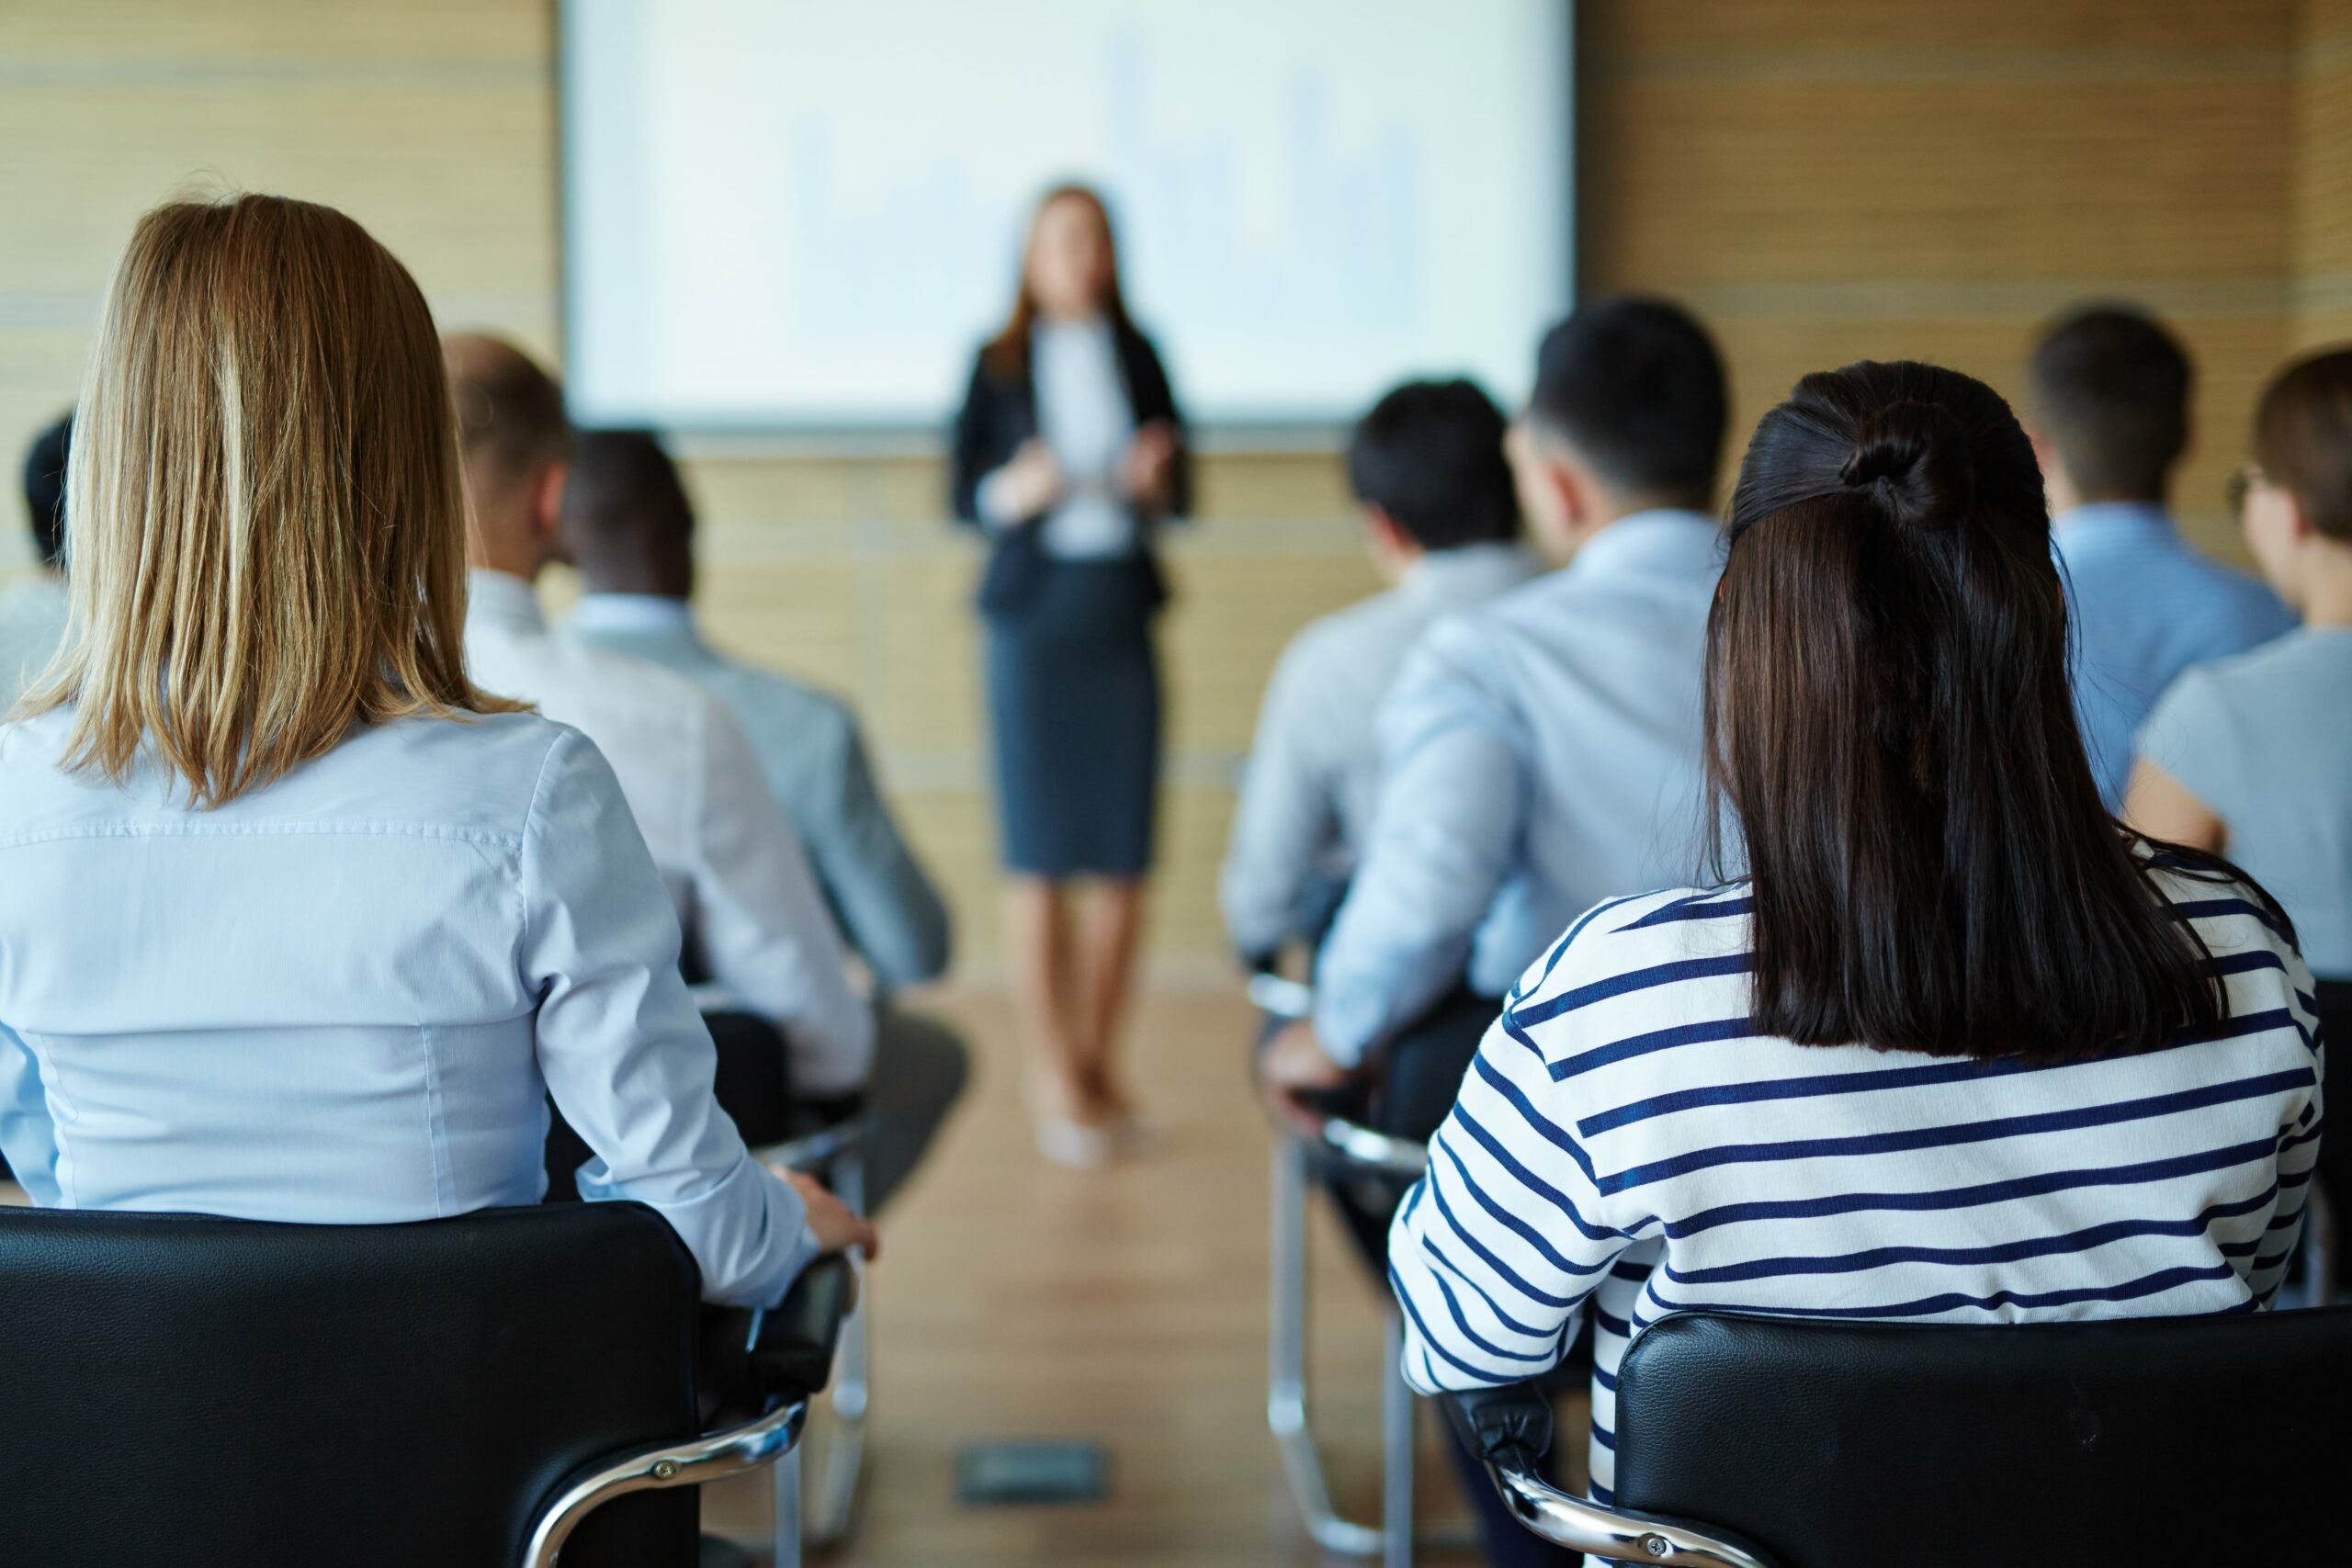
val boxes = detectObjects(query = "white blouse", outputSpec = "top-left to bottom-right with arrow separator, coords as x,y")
978,316 -> 1139,560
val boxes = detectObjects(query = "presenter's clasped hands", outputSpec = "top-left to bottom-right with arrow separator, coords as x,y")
999,437 -> 1066,519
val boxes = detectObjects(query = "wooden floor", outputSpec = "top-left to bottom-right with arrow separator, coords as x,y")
706,983 -> 1485,1566
2,983 -> 1489,1564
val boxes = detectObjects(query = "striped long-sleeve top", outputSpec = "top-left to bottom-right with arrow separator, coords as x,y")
1387,862 -> 2324,1505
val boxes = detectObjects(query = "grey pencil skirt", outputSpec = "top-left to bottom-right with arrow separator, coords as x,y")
982,555 -> 1162,880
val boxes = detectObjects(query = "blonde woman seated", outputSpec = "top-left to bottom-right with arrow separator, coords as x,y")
0,194 -> 871,1303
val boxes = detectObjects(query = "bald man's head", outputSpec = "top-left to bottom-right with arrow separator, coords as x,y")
443,333 -> 571,574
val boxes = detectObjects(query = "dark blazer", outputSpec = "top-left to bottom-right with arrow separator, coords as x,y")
949,320 -> 1192,618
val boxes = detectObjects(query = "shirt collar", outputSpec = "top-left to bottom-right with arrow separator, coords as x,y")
464,569 -> 547,636
1399,541 -> 1533,602
1569,508 -> 1724,581
2051,502 -> 2179,554
568,592 -> 700,639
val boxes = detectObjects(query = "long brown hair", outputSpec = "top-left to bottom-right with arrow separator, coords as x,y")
20,193 -> 520,807
980,184 -> 1133,381
1706,359 -> 2240,1060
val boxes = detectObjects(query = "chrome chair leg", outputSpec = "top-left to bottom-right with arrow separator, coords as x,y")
1382,1307 -> 1415,1568
753,1124 -> 871,1554
527,1401 -> 810,1568
805,1149 -> 869,1546
770,1439 -> 803,1568
1268,1129 -> 1385,1557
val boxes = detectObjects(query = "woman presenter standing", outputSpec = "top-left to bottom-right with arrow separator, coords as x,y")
951,184 -> 1190,1166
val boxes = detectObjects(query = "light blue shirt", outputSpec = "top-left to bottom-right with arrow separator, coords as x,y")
2139,626 -> 2352,978
0,575 -> 68,711
2054,502 -> 2293,807
0,705 -> 820,1307
565,592 -> 954,992
1220,543 -> 1541,959
1314,510 -> 1724,1066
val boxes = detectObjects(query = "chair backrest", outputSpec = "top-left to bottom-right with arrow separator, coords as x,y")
1613,1306 -> 2352,1568
0,1202 -> 705,1568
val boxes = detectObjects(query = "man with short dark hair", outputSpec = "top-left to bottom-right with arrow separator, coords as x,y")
1262,298 -> 1731,1120
564,428 -> 954,993
1219,378 -> 1536,963
3,414 -> 73,708
2028,304 -> 2291,805
560,427 -> 967,1210
1261,297 -> 1728,1568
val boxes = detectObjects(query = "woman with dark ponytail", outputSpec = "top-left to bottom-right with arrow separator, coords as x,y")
1387,360 -> 2321,1513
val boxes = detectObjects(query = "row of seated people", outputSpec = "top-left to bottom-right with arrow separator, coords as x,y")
0,187 -> 2339,1563
1223,298 -> 2346,1562
0,195 -> 966,1315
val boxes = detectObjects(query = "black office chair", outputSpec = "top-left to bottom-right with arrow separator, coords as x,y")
0,1202 -> 854,1568
1449,1305 -> 2352,1567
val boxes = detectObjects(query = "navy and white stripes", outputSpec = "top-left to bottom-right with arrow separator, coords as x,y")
1387,868 -> 2323,1504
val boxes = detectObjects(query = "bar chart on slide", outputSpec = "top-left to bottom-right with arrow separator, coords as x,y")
563,0 -> 1571,429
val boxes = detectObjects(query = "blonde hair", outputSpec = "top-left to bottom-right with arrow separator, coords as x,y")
20,193 -> 522,807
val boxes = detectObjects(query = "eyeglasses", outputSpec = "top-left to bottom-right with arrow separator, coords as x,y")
2225,465 -> 2268,522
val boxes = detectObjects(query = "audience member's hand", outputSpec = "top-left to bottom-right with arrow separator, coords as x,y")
1123,421 -> 1179,509
776,1167 -> 881,1261
1258,1020 -> 1351,1135
1000,438 -> 1065,518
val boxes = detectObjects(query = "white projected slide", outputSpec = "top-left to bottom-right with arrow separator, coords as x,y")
561,0 -> 1572,432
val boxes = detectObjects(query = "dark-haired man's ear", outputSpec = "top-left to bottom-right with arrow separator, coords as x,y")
1507,420 -> 1585,562
1362,504 -> 1420,582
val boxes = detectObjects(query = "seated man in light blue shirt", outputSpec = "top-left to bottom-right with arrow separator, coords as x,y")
1219,378 -> 1538,965
1260,298 -> 1731,1137
560,429 -> 967,1212
2027,304 -> 2293,807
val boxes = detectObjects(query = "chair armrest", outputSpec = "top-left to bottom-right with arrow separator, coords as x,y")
1244,974 -> 1428,1179
1443,1381 -> 1555,1470
750,1253 -> 858,1402
528,1270 -> 855,1568
1436,1385 -> 1778,1568
700,1254 -> 859,1419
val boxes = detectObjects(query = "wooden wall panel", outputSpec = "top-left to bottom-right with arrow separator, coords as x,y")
6,0 -> 2343,964
1589,0 -> 2298,57
0,0 -> 559,569
2297,0 -> 2352,348
1582,1 -> 2305,564
1589,78 -> 2291,288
